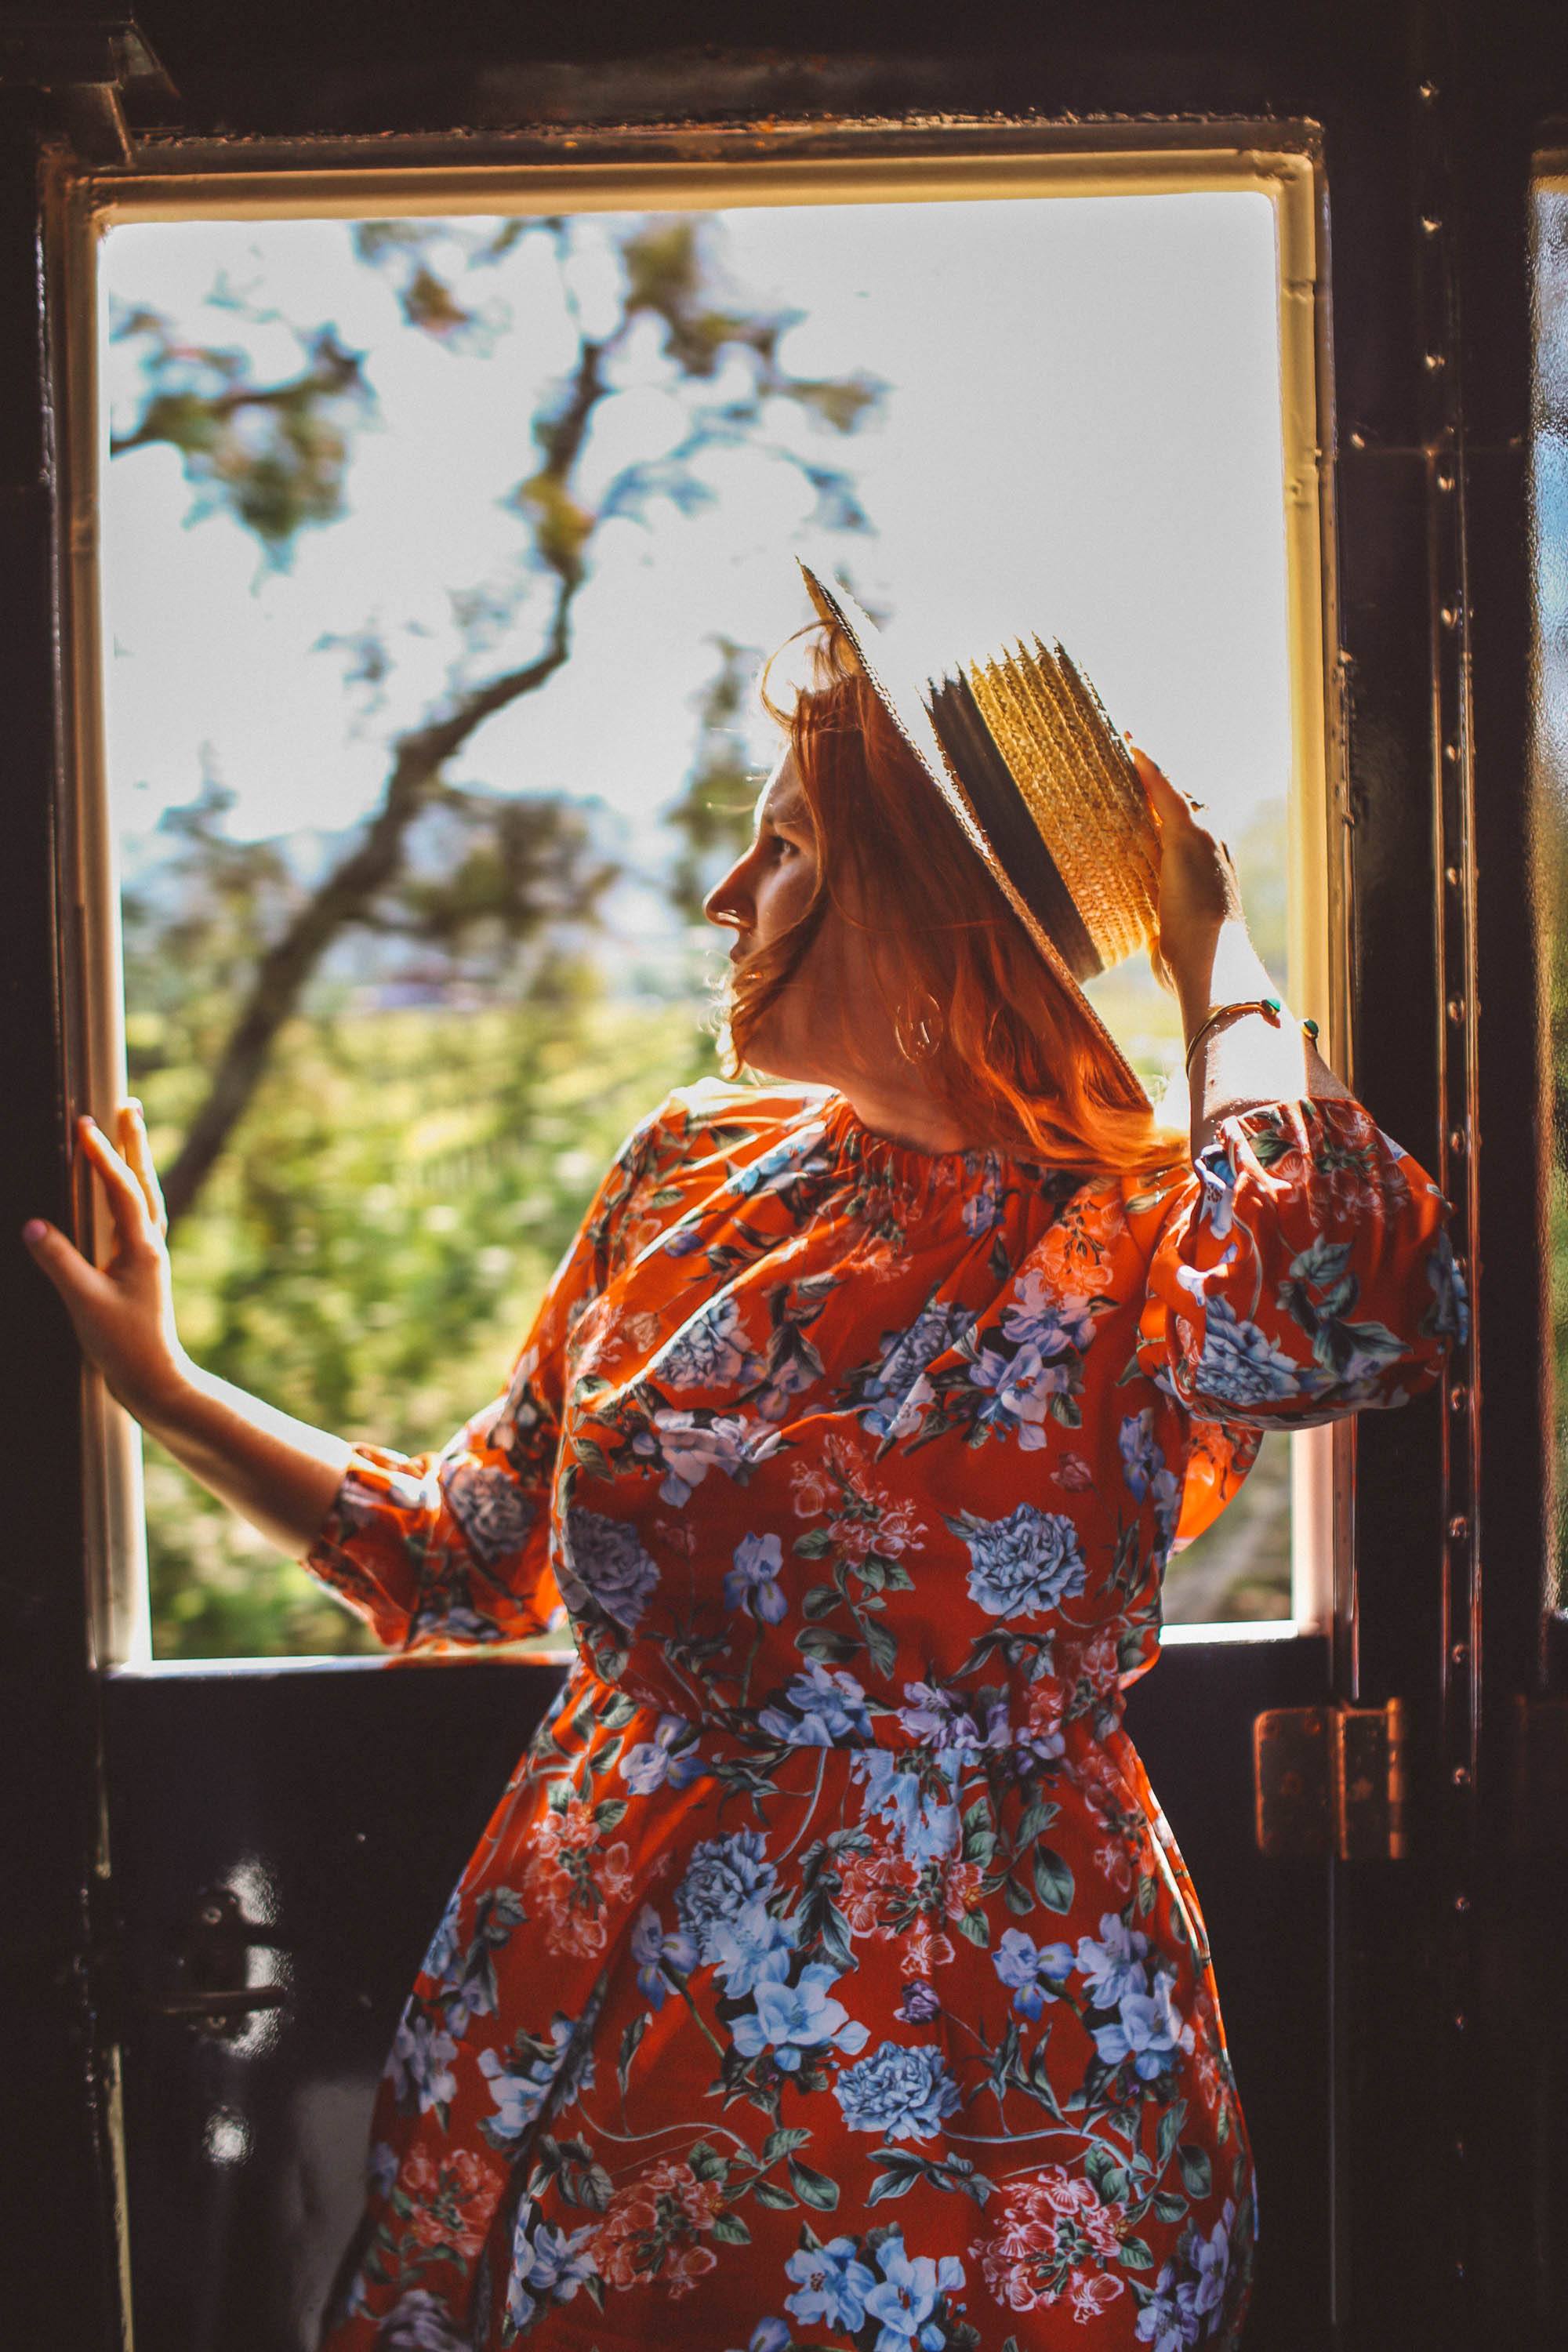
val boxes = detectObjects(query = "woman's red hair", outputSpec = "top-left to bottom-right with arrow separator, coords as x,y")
719,619 -> 1185,1178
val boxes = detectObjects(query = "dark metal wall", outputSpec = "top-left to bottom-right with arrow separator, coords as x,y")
5,2 -> 1566,2344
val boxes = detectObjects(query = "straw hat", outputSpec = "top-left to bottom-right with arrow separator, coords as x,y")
797,561 -> 1162,1112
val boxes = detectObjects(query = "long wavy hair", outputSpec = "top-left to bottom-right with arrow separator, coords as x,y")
717,618 -> 1185,1177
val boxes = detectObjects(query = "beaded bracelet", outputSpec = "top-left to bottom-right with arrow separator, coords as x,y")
1182,996 -> 1320,1078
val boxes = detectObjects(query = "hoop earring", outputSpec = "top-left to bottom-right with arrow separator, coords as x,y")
893,989 -> 945,1062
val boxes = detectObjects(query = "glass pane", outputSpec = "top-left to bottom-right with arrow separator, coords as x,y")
100,190 -> 1301,1655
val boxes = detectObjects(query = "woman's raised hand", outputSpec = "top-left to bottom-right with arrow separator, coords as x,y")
22,1102 -> 191,1425
1128,742 -> 1247,1000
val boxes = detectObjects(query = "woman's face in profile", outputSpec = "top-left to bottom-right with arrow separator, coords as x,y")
703,749 -> 885,1087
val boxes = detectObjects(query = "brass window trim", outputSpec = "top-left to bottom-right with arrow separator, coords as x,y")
44,127 -> 1341,1664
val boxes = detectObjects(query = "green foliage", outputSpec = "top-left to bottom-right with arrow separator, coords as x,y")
140,987 -> 708,1658
110,312 -> 369,561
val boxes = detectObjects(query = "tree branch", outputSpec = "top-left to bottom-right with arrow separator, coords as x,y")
158,564 -> 582,1226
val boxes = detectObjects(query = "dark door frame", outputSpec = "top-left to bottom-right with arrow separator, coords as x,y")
4,2 -> 1562,2343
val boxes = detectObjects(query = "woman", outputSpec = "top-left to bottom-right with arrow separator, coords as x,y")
24,575 -> 1463,2350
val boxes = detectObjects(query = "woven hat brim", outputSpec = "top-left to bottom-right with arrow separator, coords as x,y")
797,561 -> 1152,1114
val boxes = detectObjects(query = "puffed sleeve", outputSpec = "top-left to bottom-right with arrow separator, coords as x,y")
1130,1094 -> 1468,1436
300,1094 -> 674,1650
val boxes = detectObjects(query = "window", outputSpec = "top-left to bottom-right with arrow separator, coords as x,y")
63,147 -> 1333,1658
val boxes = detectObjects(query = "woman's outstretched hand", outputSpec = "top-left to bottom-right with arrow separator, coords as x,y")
22,1102 -> 190,1425
1128,741 -> 1247,1003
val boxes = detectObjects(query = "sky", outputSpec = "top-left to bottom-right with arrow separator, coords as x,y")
100,189 -> 1292,946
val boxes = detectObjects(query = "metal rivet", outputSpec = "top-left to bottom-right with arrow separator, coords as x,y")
1348,429 -> 1367,450
1437,470 -> 1454,491
1454,2140 -> 1465,2160
1454,2011 -> 1467,2031
1421,214 -> 1442,234
1449,1383 -> 1469,1411
1448,1129 -> 1467,1155
1454,2261 -> 1466,2281
1419,78 -> 1439,100
1448,1515 -> 1468,1541
1445,864 -> 1461,885
1446,998 -> 1465,1022
1425,350 -> 1446,372
1452,1763 -> 1471,1788
1451,1641 -> 1468,1664
1441,606 -> 1460,629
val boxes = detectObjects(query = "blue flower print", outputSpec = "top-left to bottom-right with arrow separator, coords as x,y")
709,1897 -> 796,1998
723,1530 -> 788,1624
949,1502 -> 1087,1618
1424,1227 -> 1471,1346
1135,2263 -> 1203,2350
506,2209 -> 597,2334
731,1955 -> 870,2071
862,2230 -> 967,2351
898,1979 -> 942,2024
961,1175 -> 1002,1237
655,1293 -> 762,1391
1119,1410 -> 1184,1552
1194,1141 -> 1239,1242
620,1712 -> 706,1795
897,1680 -> 1011,1755
640,1408 -> 786,1507
420,1889 -> 462,1984
1192,1294 -> 1304,1408
724,1123 -> 833,1199
387,2009 -> 458,2114
675,1830 -> 777,1964
968,1338 -> 1076,1449
630,1906 -> 698,2010
376,2287 -> 472,2350
442,1460 -> 534,1566
560,1505 -> 659,1632
757,1659 -> 875,1746
1000,1272 -> 1095,1357
834,2041 -> 962,2140
728,2324 -> 792,2352
477,2014 -> 593,2145
852,1748 -> 960,1864
992,1927 -> 1075,2019
1192,2198 -> 1237,2320
785,2237 -> 878,2332
1091,1971 -> 1194,2083
1076,1912 -> 1152,2008
855,1301 -> 975,1439
368,2139 -> 400,2199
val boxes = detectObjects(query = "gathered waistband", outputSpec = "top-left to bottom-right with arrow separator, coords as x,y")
545,1661 -> 1131,1776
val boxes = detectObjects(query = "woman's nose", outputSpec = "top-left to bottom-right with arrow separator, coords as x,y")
703,858 -> 751,930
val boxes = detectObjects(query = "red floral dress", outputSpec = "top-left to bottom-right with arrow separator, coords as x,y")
305,1078 -> 1462,2351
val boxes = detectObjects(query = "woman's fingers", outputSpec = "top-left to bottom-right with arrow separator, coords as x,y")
76,1116 -> 157,1251
118,1100 -> 169,1236
20,1214 -> 110,1323
1128,742 -> 1198,827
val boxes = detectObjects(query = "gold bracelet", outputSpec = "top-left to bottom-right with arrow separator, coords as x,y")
1182,996 -> 1320,1078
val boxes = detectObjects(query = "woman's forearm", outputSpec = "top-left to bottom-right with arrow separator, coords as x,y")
1178,920 -> 1351,1159
139,1356 -> 356,1562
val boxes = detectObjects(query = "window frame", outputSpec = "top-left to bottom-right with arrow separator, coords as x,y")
47,131 -> 1344,1664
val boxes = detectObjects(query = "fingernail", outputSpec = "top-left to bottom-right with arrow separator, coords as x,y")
22,1219 -> 45,1246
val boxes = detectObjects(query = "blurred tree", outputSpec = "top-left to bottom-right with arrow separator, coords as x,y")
663,634 -> 765,925
111,214 -> 882,1223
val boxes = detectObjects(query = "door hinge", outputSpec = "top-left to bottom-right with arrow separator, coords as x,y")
1253,1700 -> 1408,1860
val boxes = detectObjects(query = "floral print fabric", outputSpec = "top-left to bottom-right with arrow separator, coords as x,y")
306,1079 -> 1461,2350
